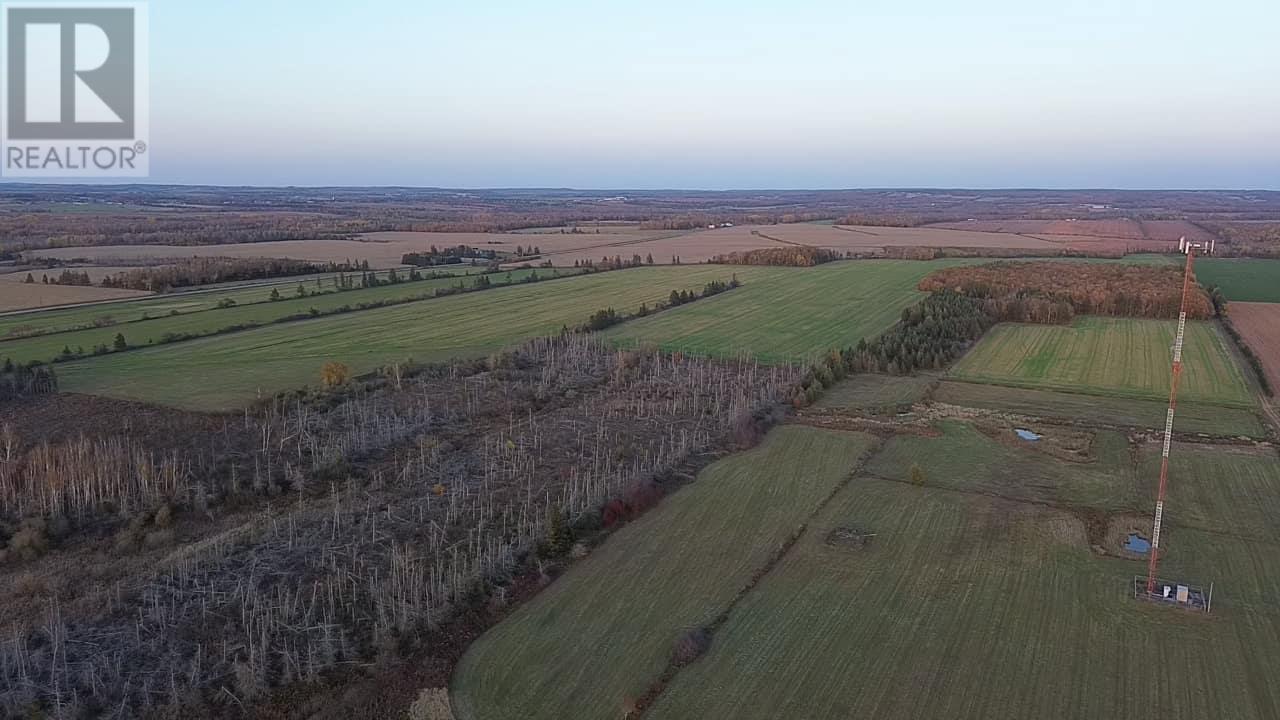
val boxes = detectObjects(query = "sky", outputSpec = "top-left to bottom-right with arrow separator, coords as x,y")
68,0 -> 1280,187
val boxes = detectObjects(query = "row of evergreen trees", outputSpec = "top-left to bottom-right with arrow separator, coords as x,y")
843,291 -> 993,375
793,290 -> 994,405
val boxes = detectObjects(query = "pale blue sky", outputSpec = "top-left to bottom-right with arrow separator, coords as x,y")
143,0 -> 1279,187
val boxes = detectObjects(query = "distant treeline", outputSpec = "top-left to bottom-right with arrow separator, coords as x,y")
25,269 -> 92,286
401,245 -> 500,267
710,247 -> 841,267
919,262 -> 1214,321
573,254 -> 657,270
1200,222 -> 1280,258
101,258 -> 368,292
578,277 -> 740,333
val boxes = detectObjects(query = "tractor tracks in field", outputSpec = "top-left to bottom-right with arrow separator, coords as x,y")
627,438 -> 884,719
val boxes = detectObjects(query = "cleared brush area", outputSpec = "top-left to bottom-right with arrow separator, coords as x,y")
950,317 -> 1254,408
933,381 -> 1266,438
54,266 -> 767,410
606,260 -> 969,363
0,336 -> 799,716
451,426 -> 877,720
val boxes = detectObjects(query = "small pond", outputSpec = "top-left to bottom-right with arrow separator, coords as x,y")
1014,428 -> 1042,442
1124,533 -> 1151,554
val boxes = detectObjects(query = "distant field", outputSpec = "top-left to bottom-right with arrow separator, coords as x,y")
0,281 -> 150,313
606,260 -> 966,363
816,374 -> 937,411
951,317 -> 1254,408
55,266 -> 768,409
0,268 -> 560,365
933,381 -> 1265,438
0,267 -> 479,340
452,426 -> 878,720
1227,302 -> 1280,391
926,218 -> 1213,243
27,228 -> 683,268
1196,259 -> 1280,302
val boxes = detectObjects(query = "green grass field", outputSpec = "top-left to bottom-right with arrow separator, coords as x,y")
604,260 -> 967,363
55,260 -> 965,410
451,426 -> 878,720
950,317 -> 1254,408
647,472 -> 1280,720
933,381 -> 1266,438
1195,258 -> 1280,303
0,269 -> 561,366
815,374 -> 937,412
866,420 -> 1141,512
1140,445 -> 1280,543
0,267 -> 480,341
457,420 -> 1280,720
56,266 -> 768,409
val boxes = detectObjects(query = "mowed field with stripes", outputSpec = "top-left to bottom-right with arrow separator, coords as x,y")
950,317 -> 1254,408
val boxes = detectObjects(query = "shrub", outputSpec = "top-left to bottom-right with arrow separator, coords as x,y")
671,627 -> 712,666
910,463 -> 926,486
320,361 -> 353,388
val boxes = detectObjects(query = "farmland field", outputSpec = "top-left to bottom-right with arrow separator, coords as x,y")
0,267 -> 480,340
451,426 -> 879,720
0,268 -> 563,365
26,228 -> 686,268
925,218 -> 1213,242
1226,302 -> 1280,392
866,420 -> 1140,511
933,381 -> 1266,438
1195,259 -> 1280,302
0,281 -> 149,312
815,374 -> 937,411
950,317 -> 1254,408
460,419 -> 1280,720
605,260 -> 967,363
55,265 -> 778,409
55,260 -> 964,409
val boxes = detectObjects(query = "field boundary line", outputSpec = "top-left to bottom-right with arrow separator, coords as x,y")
832,225 -> 881,237
629,435 -> 884,718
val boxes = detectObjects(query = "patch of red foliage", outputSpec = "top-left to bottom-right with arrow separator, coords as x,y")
919,261 -> 1213,320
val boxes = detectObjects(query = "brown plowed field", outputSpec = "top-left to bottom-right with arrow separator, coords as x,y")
926,218 -> 1212,243
28,223 -> 1174,272
0,282 -> 149,312
1228,302 -> 1280,390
